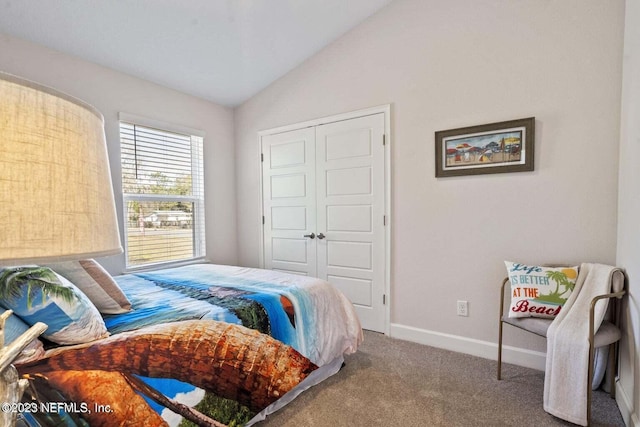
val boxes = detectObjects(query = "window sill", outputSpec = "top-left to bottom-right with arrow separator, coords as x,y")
123,256 -> 209,274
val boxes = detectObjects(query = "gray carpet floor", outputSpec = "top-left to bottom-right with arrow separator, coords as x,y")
260,330 -> 624,426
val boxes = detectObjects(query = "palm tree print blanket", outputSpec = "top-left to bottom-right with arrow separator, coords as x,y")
9,264 -> 363,426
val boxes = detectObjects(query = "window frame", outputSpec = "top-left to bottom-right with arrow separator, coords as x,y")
119,112 -> 206,271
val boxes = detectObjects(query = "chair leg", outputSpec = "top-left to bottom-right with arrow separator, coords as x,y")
587,342 -> 595,426
497,320 -> 503,380
609,342 -> 617,399
497,278 -> 508,381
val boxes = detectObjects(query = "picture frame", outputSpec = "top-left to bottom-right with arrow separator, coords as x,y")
435,117 -> 535,177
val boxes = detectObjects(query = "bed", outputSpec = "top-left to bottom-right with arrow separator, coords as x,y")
2,262 -> 363,426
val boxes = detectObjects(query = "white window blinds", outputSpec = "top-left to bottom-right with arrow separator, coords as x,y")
119,118 -> 205,268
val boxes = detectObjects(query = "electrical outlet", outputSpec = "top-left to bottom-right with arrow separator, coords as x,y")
457,300 -> 468,317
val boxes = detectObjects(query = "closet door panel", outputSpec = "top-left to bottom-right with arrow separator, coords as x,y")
315,113 -> 386,332
326,205 -> 372,232
262,128 -> 317,276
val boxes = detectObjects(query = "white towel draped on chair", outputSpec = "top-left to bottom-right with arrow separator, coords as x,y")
543,263 -> 624,425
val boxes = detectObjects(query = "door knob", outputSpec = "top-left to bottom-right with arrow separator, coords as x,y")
317,233 -> 326,240
303,232 -> 316,239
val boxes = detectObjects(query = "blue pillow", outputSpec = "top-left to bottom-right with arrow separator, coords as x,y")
0,266 -> 108,345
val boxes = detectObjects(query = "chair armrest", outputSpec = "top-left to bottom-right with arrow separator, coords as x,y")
499,277 -> 509,320
589,290 -> 626,346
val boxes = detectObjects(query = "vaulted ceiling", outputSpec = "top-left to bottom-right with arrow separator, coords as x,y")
0,0 -> 392,106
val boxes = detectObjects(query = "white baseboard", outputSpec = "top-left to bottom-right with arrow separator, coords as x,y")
389,323 -> 546,372
616,381 -> 639,427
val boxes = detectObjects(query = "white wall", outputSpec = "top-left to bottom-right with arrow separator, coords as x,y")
0,34 -> 238,274
0,0 -> 632,419
616,1 -> 640,424
236,0 -> 624,354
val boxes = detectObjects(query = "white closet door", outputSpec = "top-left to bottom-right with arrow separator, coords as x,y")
315,113 -> 386,332
262,128 -> 317,276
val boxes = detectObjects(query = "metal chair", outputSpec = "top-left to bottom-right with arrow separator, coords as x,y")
497,277 -> 625,425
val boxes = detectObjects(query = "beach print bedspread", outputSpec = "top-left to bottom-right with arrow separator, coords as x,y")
15,264 -> 362,426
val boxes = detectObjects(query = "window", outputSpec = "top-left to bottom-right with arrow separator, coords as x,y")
119,114 -> 205,268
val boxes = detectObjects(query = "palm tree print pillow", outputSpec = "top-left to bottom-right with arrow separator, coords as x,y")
0,266 -> 109,344
505,261 -> 579,318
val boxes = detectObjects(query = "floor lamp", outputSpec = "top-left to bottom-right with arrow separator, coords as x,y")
0,72 -> 122,426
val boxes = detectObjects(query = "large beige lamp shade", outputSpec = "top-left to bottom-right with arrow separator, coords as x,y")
0,73 -> 122,265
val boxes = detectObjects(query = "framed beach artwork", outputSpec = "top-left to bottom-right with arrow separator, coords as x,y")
435,117 -> 535,177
